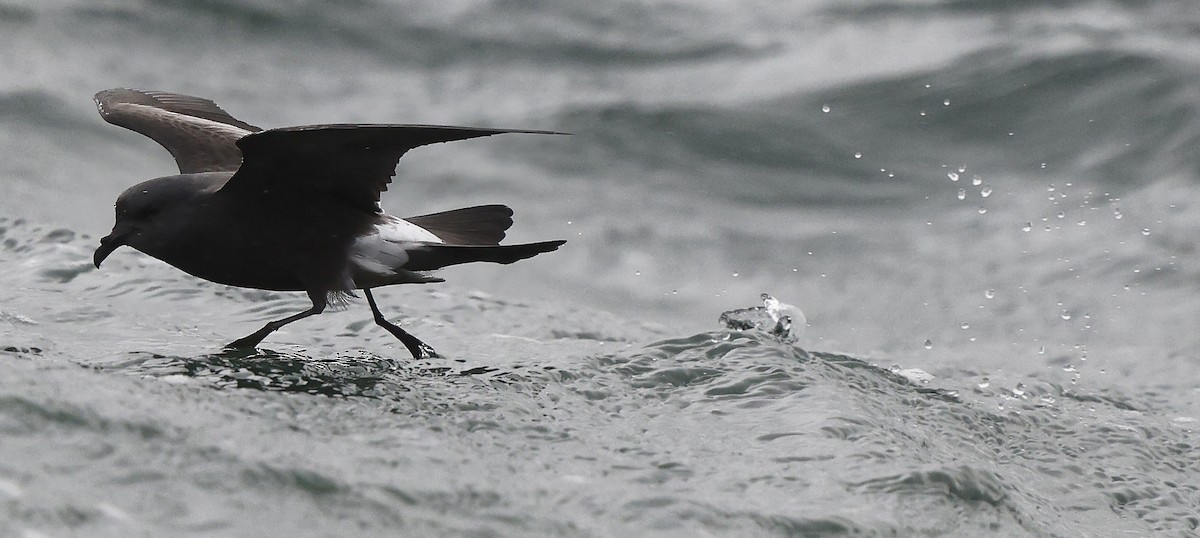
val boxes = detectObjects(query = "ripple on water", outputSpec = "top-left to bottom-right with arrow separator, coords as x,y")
3,216 -> 1198,535
853,465 -> 1008,505
97,349 -> 420,398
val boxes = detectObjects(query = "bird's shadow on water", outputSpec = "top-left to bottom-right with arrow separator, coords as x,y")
103,346 -> 501,398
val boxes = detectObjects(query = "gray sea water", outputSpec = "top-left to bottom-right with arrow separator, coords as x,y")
2,0 -> 1200,536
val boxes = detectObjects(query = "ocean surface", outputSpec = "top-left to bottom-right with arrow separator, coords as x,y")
2,0 -> 1199,535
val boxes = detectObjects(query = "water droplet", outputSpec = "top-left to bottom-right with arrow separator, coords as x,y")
1038,346 -> 1046,355
1012,383 -> 1026,397
1056,211 -> 1065,219
1040,162 -> 1047,169
1061,311 -> 1072,320
923,339 -> 933,349
957,188 -> 966,200
635,271 -> 641,276
943,99 -> 951,106
948,172 -> 960,182
971,175 -> 982,186
1113,208 -> 1123,219
732,272 -> 739,277
985,289 -> 995,299
1141,228 -> 1151,236
854,152 -> 862,159
1021,222 -> 1032,232
981,186 -> 992,197
977,377 -> 990,389
960,322 -> 970,329
1047,184 -> 1056,192
821,104 -> 831,113
957,166 -> 966,173
1077,220 -> 1086,226
978,207 -> 987,214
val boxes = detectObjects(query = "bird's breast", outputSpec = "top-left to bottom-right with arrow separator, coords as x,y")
134,201 -> 364,293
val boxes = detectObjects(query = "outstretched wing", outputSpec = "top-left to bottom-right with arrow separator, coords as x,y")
223,124 -> 565,214
94,88 -> 262,173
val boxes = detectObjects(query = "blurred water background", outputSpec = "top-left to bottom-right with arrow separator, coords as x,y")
2,0 -> 1199,535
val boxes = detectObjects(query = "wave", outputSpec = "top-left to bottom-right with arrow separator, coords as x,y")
71,0 -> 765,69
541,47 -> 1200,209
815,48 -> 1200,186
3,211 -> 1199,535
0,90 -> 90,129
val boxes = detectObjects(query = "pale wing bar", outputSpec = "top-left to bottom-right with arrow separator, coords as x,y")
94,88 -> 261,174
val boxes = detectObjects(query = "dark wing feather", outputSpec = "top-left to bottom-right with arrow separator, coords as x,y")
94,88 -> 261,173
223,124 -> 565,214
404,204 -> 514,245
403,240 -> 567,271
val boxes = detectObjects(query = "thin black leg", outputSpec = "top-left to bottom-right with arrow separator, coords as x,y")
225,291 -> 326,350
364,288 -> 439,359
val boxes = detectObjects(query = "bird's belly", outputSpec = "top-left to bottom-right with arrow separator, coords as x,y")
141,243 -> 307,291
139,222 -> 353,292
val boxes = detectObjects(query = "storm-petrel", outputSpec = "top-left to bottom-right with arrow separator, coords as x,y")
91,88 -> 565,358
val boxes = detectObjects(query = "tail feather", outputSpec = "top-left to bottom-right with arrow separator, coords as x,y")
404,240 -> 566,271
404,205 -> 513,245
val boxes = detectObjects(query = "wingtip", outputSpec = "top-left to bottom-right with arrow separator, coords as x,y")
520,129 -> 572,136
93,87 -> 136,101
93,88 -> 119,109
93,88 -> 142,114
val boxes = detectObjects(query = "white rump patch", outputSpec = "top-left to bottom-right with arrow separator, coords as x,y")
350,214 -> 443,277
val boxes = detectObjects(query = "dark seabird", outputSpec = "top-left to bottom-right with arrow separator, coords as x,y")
91,88 -> 566,358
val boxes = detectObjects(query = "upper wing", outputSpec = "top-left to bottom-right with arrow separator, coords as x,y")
222,124 -> 566,213
94,88 -> 262,174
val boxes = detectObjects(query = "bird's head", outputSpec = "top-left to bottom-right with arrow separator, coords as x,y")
93,175 -> 213,268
